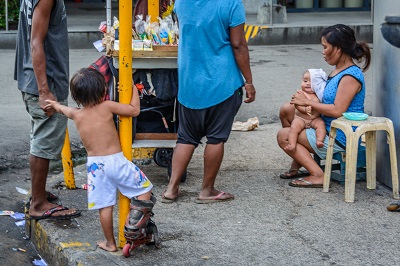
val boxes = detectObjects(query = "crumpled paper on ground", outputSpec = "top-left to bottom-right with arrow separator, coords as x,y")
232,117 -> 259,131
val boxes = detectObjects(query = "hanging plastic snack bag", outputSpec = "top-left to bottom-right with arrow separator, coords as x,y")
113,16 -> 119,39
98,21 -> 107,33
143,15 -> 155,42
151,28 -> 162,45
135,15 -> 147,40
147,20 -> 161,45
169,20 -> 179,45
158,16 -> 171,45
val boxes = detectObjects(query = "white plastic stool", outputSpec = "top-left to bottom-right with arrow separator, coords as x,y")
323,116 -> 399,202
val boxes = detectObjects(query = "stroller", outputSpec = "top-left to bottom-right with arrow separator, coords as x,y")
90,55 -> 186,182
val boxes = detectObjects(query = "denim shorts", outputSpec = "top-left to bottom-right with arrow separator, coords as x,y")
22,92 -> 68,160
306,128 -> 345,159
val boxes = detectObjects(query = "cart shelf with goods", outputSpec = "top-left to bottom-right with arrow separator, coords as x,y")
99,0 -> 186,182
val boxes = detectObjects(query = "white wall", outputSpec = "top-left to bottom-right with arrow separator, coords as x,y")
372,0 -> 400,187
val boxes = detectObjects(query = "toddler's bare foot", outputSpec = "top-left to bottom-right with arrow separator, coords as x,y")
316,140 -> 324,148
284,143 -> 296,152
97,240 -> 117,252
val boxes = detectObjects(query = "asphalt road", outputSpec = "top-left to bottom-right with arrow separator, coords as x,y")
0,45 -> 374,265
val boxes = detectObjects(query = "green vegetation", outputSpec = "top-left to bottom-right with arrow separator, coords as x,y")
0,0 -> 20,30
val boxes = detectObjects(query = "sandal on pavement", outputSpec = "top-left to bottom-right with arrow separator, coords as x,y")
387,202 -> 400,212
161,190 -> 181,204
26,191 -> 60,210
288,178 -> 323,188
195,191 -> 235,204
29,205 -> 81,220
280,169 -> 310,179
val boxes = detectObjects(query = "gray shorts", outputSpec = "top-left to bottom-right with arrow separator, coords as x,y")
22,92 -> 68,160
177,87 -> 243,147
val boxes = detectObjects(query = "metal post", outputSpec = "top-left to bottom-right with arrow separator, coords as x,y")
5,0 -> 9,31
106,0 -> 112,33
61,128 -> 76,189
148,0 -> 159,22
117,0 -> 133,249
270,0 -> 273,26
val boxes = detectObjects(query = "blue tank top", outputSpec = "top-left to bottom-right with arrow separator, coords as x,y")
321,65 -> 365,147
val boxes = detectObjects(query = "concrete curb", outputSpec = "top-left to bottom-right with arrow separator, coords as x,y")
0,31 -> 103,49
248,24 -> 373,45
0,24 -> 372,49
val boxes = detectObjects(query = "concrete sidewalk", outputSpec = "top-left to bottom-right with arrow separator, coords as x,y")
4,3 -> 390,265
0,3 -> 373,48
28,122 -> 400,265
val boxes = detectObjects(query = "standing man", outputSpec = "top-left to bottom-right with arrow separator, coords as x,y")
15,0 -> 80,219
162,0 -> 256,204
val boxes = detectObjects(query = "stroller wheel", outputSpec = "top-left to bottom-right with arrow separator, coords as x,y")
153,148 -> 173,167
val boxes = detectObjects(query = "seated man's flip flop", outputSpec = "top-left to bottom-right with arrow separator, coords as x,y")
195,191 -> 234,204
280,169 -> 310,179
29,206 -> 81,220
288,178 -> 323,188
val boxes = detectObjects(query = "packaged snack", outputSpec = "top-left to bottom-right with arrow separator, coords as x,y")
114,40 -> 120,50
143,39 -> 153,51
132,40 -> 143,50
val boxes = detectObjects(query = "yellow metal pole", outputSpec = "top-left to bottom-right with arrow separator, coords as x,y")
148,0 -> 159,23
61,128 -> 76,189
118,0 -> 133,248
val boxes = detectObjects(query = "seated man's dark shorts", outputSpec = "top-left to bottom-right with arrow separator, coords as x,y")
177,87 -> 243,147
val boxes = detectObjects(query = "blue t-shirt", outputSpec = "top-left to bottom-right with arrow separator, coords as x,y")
322,65 -> 365,146
174,0 -> 246,109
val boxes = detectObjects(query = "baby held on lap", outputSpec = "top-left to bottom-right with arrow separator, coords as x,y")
285,69 -> 327,151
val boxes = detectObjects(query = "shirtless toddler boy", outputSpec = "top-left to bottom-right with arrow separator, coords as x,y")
45,68 -> 154,252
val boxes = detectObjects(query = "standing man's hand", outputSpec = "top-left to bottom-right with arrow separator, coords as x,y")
230,24 -> 256,104
39,91 -> 57,116
244,83 -> 256,103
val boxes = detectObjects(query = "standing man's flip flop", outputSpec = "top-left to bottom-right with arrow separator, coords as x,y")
195,191 -> 235,204
29,206 -> 81,220
26,191 -> 60,210
161,191 -> 182,203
